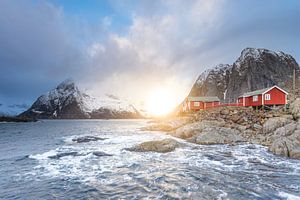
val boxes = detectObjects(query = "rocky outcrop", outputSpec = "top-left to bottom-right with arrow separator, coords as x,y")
262,117 -> 293,134
194,127 -> 244,145
290,98 -> 300,120
189,48 -> 300,102
262,116 -> 300,159
71,136 -> 107,143
125,139 -> 181,153
173,121 -> 245,145
269,137 -> 300,158
19,79 -> 142,119
145,106 -> 300,159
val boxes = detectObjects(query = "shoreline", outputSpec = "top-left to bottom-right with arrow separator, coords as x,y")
141,99 -> 300,159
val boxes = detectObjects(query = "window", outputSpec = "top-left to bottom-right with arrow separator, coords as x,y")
265,94 -> 271,101
253,95 -> 258,102
194,102 -> 200,107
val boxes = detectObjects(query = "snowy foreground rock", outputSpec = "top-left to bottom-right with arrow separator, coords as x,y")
19,79 -> 142,119
143,106 -> 300,159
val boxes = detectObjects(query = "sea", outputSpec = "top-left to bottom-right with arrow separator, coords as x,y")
0,120 -> 300,200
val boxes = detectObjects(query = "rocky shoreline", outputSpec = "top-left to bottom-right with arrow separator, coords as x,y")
138,99 -> 300,159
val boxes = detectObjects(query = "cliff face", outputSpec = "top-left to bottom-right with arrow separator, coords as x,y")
19,79 -> 142,119
189,48 -> 300,102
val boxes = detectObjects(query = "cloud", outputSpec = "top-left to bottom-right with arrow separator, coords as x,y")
0,0 -> 85,101
0,0 -> 300,107
81,0 -> 225,101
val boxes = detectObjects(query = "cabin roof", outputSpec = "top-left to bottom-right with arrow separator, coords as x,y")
187,96 -> 220,102
239,85 -> 288,97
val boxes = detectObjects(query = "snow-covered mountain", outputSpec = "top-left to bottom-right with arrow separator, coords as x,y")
19,79 -> 143,119
189,47 -> 300,102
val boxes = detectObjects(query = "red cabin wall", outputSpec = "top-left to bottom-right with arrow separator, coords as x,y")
238,97 -> 244,106
204,102 -> 213,109
189,101 -> 202,111
263,88 -> 286,105
245,94 -> 262,106
213,101 -> 220,107
188,101 -> 219,111
204,101 -> 220,109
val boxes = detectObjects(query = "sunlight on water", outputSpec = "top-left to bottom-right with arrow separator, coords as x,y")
1,120 -> 300,199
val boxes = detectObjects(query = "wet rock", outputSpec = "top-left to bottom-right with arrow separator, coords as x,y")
72,136 -> 107,143
269,138 -> 290,157
92,151 -> 113,157
126,139 -> 180,153
48,152 -> 79,159
269,135 -> 300,159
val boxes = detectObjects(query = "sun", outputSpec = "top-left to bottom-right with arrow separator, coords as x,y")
145,88 -> 178,117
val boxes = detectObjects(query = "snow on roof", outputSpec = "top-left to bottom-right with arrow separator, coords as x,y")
240,85 -> 288,97
187,96 -> 220,102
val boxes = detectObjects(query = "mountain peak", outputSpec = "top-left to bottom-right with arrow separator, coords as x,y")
19,79 -> 142,119
238,47 -> 294,63
189,47 -> 300,102
239,47 -> 269,60
56,78 -> 76,91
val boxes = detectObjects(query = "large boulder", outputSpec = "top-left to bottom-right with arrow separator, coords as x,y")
263,117 -> 293,134
172,120 -> 245,145
272,122 -> 297,137
269,136 -> 300,159
126,139 -> 181,153
172,120 -> 226,139
193,126 -> 245,145
290,98 -> 300,120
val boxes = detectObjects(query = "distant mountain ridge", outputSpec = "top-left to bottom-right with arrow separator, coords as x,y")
189,48 -> 300,102
19,79 -> 143,119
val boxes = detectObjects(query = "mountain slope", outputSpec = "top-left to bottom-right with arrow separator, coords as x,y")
189,48 -> 300,102
19,79 -> 142,119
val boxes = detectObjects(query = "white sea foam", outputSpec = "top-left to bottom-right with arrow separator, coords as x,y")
278,192 -> 300,200
29,149 -> 57,160
24,120 -> 300,199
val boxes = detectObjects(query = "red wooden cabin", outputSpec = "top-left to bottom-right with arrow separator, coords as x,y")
182,96 -> 220,112
237,85 -> 288,107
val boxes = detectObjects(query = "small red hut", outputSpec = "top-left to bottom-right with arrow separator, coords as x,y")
182,96 -> 220,112
237,85 -> 288,107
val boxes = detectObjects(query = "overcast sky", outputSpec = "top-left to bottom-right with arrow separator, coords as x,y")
1,0 -> 300,107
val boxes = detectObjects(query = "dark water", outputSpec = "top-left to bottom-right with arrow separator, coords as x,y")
0,120 -> 300,200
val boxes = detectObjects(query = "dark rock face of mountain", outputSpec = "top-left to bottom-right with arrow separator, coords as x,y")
19,79 -> 142,119
189,48 -> 300,102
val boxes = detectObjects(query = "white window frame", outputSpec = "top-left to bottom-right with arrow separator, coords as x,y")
265,93 -> 271,101
253,95 -> 258,102
194,102 -> 200,107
